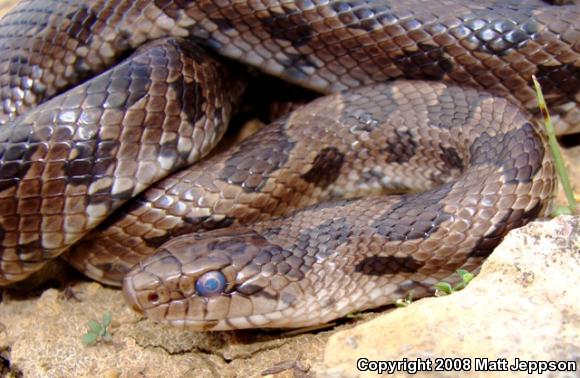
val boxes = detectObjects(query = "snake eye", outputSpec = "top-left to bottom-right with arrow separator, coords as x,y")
195,271 -> 227,297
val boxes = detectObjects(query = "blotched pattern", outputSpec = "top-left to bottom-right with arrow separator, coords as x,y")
123,82 -> 556,330
0,0 -> 571,328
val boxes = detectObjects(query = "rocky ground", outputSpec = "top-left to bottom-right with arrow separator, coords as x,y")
0,0 -> 579,377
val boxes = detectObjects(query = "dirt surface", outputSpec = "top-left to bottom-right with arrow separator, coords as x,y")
0,280 -> 339,377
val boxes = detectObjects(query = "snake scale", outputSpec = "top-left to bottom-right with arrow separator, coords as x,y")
0,0 -> 577,330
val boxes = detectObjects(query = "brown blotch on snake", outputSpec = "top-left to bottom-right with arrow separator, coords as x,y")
383,130 -> 418,164
354,256 -> 424,276
301,147 -> 345,188
536,63 -> 580,101
439,147 -> 464,172
218,126 -> 296,193
392,43 -> 454,81
257,7 -> 314,47
65,5 -> 100,45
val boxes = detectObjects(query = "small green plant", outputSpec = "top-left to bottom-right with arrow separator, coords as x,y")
395,290 -> 414,308
434,269 -> 474,296
531,75 -> 577,216
82,311 -> 113,346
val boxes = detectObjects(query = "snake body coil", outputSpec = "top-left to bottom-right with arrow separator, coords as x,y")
124,82 -> 555,330
0,0 -> 576,329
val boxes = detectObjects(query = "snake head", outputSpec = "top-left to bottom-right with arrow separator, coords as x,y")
122,227 -> 309,331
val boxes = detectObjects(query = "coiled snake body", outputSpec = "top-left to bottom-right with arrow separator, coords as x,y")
0,0 -> 577,330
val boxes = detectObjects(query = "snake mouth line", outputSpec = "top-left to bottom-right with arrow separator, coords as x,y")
121,277 -> 144,315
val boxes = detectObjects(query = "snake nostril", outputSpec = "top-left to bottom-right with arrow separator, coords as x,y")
147,292 -> 160,303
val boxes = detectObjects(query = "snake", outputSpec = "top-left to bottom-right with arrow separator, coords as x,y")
0,0 -> 576,330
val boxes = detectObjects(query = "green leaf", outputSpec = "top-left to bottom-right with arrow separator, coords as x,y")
532,75 -> 577,216
434,282 -> 454,294
456,269 -> 469,278
102,312 -> 112,328
457,269 -> 474,285
551,206 -> 573,217
88,320 -> 102,334
82,332 -> 98,346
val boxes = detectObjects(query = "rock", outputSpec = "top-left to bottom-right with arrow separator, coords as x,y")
317,216 -> 580,378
